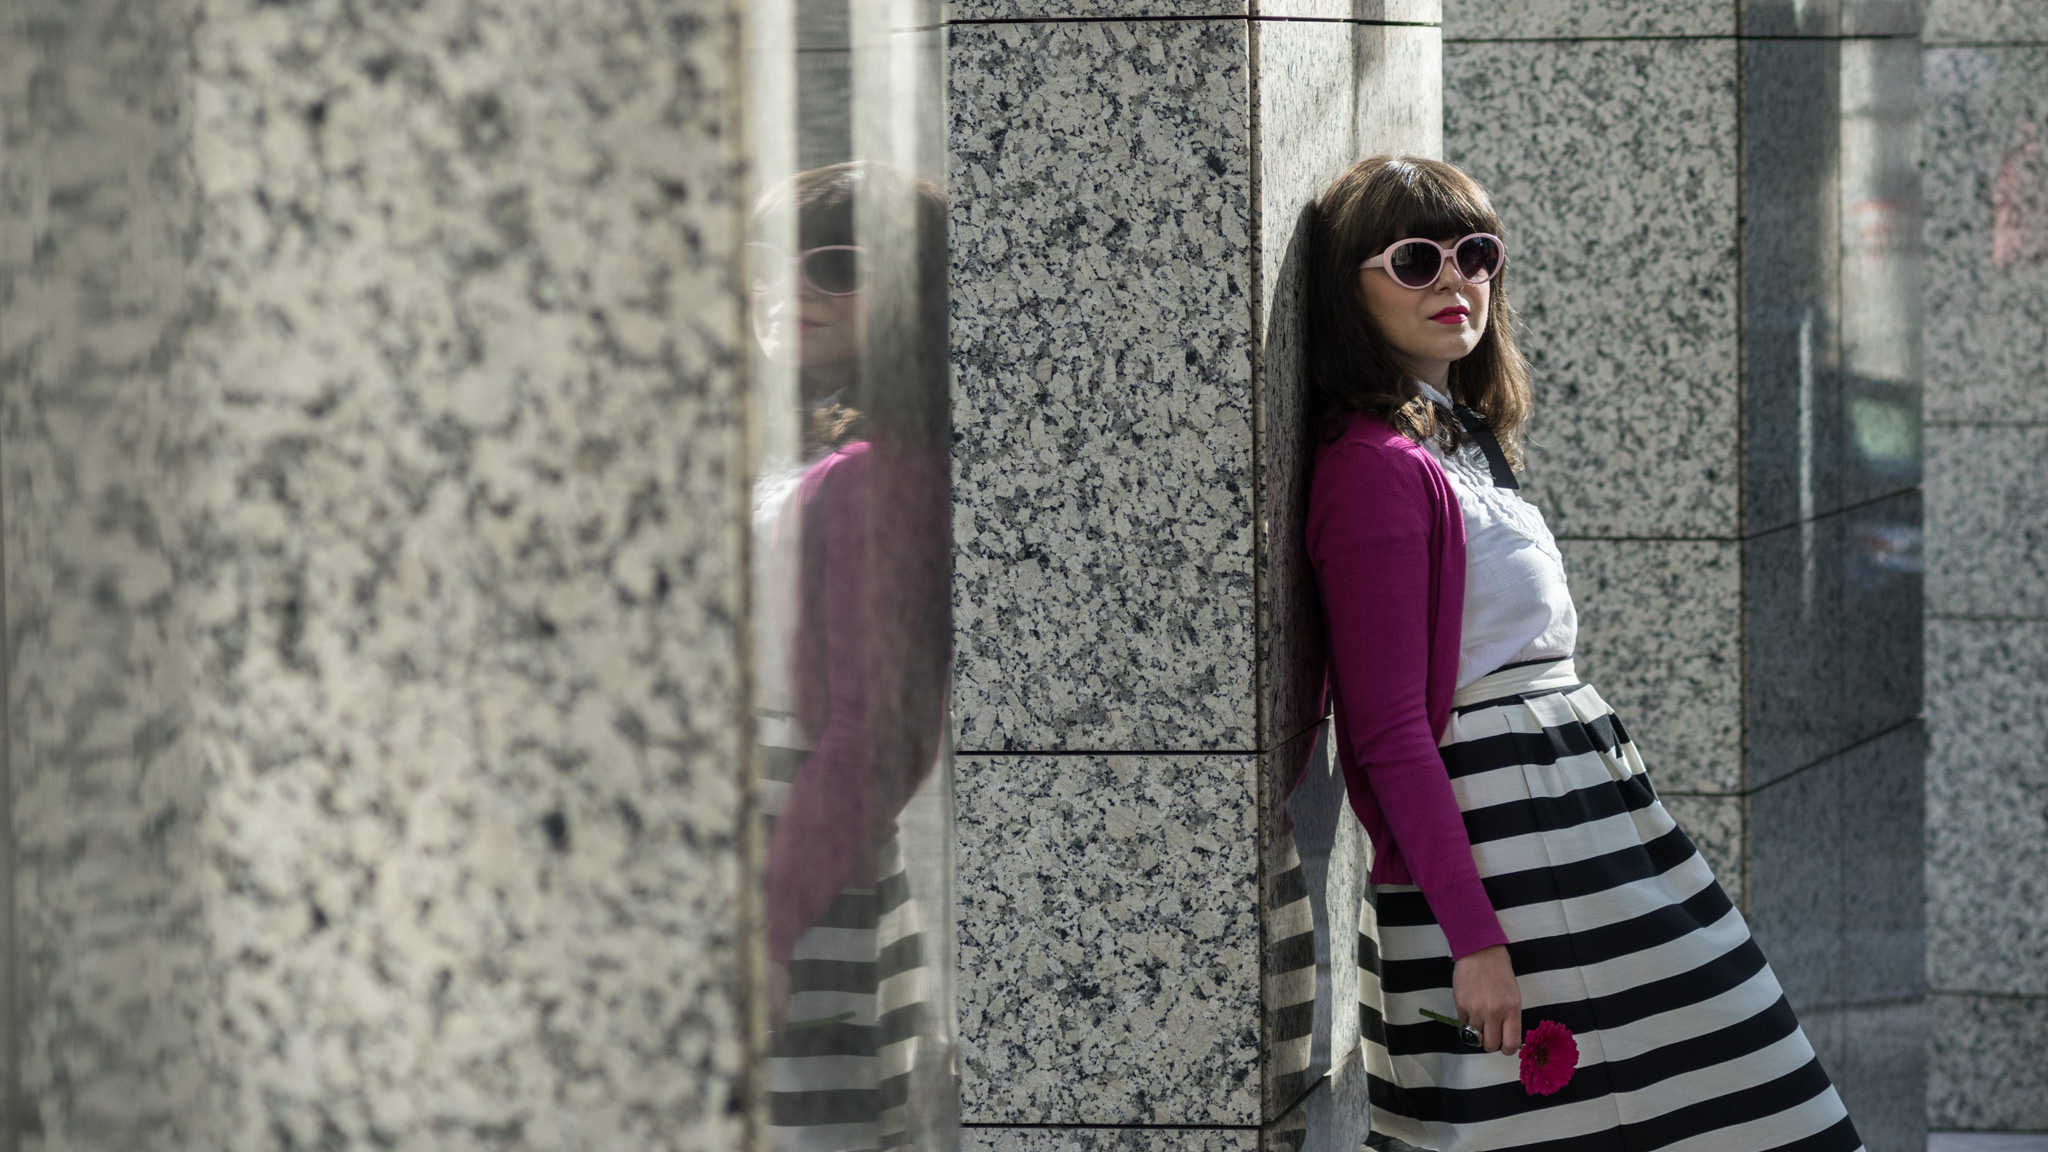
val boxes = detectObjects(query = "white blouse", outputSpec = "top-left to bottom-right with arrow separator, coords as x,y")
1413,382 -> 1578,689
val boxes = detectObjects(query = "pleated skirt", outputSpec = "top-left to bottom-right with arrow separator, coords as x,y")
760,745 -> 931,1152
1360,660 -> 1864,1152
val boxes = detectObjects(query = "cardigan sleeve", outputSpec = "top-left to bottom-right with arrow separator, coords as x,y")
1308,440 -> 1509,961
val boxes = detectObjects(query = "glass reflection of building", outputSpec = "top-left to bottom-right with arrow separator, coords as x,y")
745,2 -> 956,1149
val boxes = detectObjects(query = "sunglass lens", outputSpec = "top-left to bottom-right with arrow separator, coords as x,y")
1387,240 -> 1443,288
804,248 -> 863,295
1456,235 -> 1503,283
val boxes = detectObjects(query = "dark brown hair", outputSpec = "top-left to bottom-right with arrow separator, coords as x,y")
754,161 -> 951,454
1304,155 -> 1532,464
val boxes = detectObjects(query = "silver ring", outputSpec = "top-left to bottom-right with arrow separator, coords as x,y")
1459,1026 -> 1482,1047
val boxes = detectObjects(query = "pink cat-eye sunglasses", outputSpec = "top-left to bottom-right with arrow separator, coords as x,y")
1361,233 -> 1507,289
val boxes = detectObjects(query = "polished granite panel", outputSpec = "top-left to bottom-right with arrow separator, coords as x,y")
1838,37 -> 1925,509
5,1 -> 758,1148
1254,20 -> 1441,750
1745,0 -> 1843,35
1742,38 -> 1844,538
1746,759 -> 1844,1014
950,20 -> 1258,752
1925,424 -> 2048,618
1837,1000 -> 1930,1152
1839,491 -> 1924,747
1558,539 -> 1743,795
1441,0 -> 1727,39
956,754 -> 1261,1125
1255,19 -> 1352,754
1925,0 -> 2048,42
1923,46 -> 2048,423
1742,0 -> 1923,35
1261,0 -> 1441,20
1269,725 -> 1334,1113
1446,40 -> 1741,539
1925,620 -> 2048,996
1839,723 -> 1928,1005
964,1130 -> 1258,1152
1844,0 -> 1925,35
0,0 -> 214,1141
1927,992 -> 2048,1131
1264,1044 -> 1372,1152
1659,793 -> 1745,909
1745,511 -> 1843,787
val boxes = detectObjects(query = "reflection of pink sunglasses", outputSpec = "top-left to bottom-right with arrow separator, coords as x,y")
746,242 -> 866,295
1361,233 -> 1507,289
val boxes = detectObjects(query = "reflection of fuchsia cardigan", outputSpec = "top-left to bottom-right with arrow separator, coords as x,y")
1308,412 -> 1510,961
764,438 -> 951,967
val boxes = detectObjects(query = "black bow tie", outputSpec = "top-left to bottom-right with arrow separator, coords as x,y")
1452,405 -> 1519,490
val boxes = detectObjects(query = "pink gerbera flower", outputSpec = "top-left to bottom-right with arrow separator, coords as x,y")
1519,1020 -> 1579,1096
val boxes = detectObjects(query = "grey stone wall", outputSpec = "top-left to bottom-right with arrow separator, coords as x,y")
946,5 -> 1439,1149
0,1 -> 758,1148
1443,3 -> 1927,1150
1923,0 -> 2048,1135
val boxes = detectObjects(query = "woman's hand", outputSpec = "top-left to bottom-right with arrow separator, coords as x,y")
1452,944 -> 1522,1054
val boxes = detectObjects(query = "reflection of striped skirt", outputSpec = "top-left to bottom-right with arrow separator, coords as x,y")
761,746 -> 930,1152
1360,661 -> 1863,1152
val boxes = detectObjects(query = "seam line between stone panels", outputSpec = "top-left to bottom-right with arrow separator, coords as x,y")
942,15 -> 1438,27
1442,34 -> 1919,44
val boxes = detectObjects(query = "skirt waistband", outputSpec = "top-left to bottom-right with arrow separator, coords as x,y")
1452,657 -> 1578,708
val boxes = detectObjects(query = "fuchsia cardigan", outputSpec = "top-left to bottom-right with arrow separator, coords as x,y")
1307,412 -> 1511,961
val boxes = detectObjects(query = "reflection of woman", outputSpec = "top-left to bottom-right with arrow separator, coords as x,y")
1302,158 -> 1863,1152
749,162 -> 951,1152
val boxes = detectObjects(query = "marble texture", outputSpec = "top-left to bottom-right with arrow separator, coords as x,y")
1660,794 -> 1745,909
1839,723 -> 1928,1005
1557,540 -> 1743,795
1927,992 -> 2048,1131
1926,424 -> 2048,618
1925,620 -> 2048,996
950,20 -> 1258,752
1923,46 -> 2048,424
955,755 -> 1261,1125
1441,0 -> 1728,39
1445,39 -> 1741,539
1837,1000 -> 1929,1152
964,1131 -> 1258,1152
2,2 -> 758,1149
1925,0 -> 2048,42
1746,760 -> 1844,1014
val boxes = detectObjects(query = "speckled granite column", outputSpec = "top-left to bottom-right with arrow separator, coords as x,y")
0,1 -> 757,1148
1922,0 -> 2048,1136
948,4 -> 1439,1148
1444,2 -> 1927,1149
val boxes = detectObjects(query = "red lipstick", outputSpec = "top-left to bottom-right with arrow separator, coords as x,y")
1429,306 -> 1469,324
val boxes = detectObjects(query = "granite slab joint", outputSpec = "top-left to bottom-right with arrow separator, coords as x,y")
1743,715 -> 1924,796
944,14 -> 1439,25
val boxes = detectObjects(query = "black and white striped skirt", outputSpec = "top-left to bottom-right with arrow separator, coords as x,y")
1360,660 -> 1863,1152
760,745 -> 932,1152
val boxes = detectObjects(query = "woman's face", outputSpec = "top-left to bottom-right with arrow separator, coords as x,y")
752,260 -> 864,373
1359,234 -> 1491,389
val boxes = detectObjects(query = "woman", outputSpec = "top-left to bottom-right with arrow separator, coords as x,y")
1303,156 -> 1861,1152
750,161 -> 953,1152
